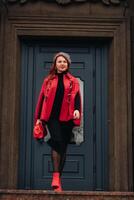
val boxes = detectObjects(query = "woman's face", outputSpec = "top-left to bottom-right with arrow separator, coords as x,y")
56,56 -> 68,73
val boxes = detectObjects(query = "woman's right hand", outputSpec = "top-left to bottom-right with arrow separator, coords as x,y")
36,119 -> 42,124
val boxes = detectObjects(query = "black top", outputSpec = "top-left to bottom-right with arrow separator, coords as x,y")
50,72 -> 80,120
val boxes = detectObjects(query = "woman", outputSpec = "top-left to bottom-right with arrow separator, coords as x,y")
34,52 -> 82,192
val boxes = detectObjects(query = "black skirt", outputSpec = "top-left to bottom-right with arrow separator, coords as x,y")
47,119 -> 74,153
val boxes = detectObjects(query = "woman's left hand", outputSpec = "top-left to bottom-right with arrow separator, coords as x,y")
73,110 -> 80,119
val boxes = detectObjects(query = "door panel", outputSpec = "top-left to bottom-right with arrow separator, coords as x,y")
19,39 -> 108,191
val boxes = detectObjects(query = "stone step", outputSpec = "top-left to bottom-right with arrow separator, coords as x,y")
0,190 -> 134,200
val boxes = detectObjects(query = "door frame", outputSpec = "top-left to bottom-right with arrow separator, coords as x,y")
0,16 -> 132,190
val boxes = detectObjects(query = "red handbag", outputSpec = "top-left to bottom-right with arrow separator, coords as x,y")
33,121 -> 47,139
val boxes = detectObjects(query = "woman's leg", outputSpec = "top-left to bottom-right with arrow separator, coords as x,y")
51,143 -> 68,174
51,148 -> 61,172
51,148 -> 62,191
51,143 -> 68,191
59,143 -> 68,176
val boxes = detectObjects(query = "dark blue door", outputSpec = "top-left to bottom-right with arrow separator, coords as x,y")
19,38 -> 108,191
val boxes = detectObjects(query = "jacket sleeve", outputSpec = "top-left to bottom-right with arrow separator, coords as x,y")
73,80 -> 82,126
34,80 -> 46,124
74,92 -> 80,111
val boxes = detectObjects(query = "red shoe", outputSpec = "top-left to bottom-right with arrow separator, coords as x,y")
51,172 -> 60,188
54,186 -> 62,192
54,179 -> 63,192
51,172 -> 63,192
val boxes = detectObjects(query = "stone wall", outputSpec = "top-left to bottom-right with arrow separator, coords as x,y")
0,0 -> 133,191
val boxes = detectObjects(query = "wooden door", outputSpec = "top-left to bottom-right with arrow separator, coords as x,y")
19,38 -> 108,191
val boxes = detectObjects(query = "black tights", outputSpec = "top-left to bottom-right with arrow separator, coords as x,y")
51,143 -> 67,175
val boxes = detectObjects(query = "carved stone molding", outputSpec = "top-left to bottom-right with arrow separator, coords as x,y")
5,0 -> 127,6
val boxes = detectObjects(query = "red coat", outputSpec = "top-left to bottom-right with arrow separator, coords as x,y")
34,72 -> 82,126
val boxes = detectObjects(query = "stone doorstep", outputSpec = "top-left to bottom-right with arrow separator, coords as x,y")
0,190 -> 134,200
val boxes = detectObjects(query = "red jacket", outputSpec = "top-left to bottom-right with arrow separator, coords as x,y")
34,72 -> 82,126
